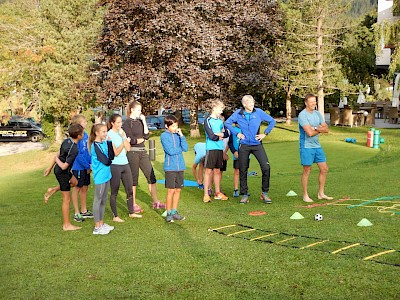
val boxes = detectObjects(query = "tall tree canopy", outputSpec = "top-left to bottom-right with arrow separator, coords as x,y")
90,0 -> 282,136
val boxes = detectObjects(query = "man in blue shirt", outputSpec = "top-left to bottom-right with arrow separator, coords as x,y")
298,93 -> 333,203
225,95 -> 276,204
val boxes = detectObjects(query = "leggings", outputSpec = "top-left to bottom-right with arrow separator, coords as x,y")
93,181 -> 110,223
110,164 -> 134,217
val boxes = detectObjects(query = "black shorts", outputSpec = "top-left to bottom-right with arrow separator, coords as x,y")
55,170 -> 73,192
233,159 -> 239,170
72,170 -> 91,188
221,159 -> 227,172
165,171 -> 184,189
204,150 -> 224,170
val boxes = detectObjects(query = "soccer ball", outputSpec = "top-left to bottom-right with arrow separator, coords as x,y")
314,214 -> 323,221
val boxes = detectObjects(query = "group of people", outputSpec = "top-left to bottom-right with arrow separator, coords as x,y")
193,94 -> 332,204
44,93 -> 333,233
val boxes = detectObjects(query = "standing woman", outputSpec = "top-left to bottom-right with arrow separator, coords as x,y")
107,114 -> 141,222
123,100 -> 166,211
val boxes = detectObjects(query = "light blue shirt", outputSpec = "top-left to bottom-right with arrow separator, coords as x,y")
194,142 -> 206,164
107,129 -> 129,165
298,109 -> 324,149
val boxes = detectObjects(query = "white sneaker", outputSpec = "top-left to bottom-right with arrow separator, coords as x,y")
102,223 -> 114,231
93,226 -> 110,235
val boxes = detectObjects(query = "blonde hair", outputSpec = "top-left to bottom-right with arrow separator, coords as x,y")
241,95 -> 255,105
210,100 -> 225,110
71,114 -> 86,125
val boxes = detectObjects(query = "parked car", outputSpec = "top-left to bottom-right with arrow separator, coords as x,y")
145,115 -> 165,130
182,110 -> 209,124
0,119 -> 44,142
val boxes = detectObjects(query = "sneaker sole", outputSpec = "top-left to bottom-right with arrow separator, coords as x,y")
93,231 -> 110,235
81,215 -> 94,219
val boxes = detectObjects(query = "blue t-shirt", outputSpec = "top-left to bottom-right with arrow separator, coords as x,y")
90,142 -> 112,185
194,142 -> 206,164
106,129 -> 129,165
204,117 -> 225,150
298,109 -> 324,149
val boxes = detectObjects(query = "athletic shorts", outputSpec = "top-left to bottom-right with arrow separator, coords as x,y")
300,147 -> 326,166
204,150 -> 224,170
72,170 -> 91,188
165,171 -> 184,189
233,159 -> 239,170
55,170 -> 73,192
221,159 -> 227,172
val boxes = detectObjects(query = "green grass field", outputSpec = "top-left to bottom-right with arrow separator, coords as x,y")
1,124 -> 399,299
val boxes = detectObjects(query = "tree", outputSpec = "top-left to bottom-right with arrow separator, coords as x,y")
90,0 -> 282,137
276,0 -> 350,123
0,0 -> 104,142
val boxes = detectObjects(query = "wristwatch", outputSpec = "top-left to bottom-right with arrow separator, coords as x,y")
314,126 -> 319,132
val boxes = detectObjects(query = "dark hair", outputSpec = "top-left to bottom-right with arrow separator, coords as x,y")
305,93 -> 317,102
88,124 -> 107,153
68,124 -> 84,139
107,114 -> 122,130
127,100 -> 141,116
164,114 -> 178,127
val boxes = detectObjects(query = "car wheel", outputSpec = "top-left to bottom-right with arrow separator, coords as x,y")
30,133 -> 40,142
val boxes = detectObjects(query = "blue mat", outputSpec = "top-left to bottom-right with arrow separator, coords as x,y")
156,179 -> 199,187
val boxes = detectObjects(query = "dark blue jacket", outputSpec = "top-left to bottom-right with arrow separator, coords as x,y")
225,108 -> 276,146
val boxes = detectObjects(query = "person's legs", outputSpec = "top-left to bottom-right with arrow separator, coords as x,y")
120,164 -> 134,215
72,186 -> 81,215
99,181 -> 110,223
127,151 -> 140,204
93,184 -> 103,228
213,168 -> 222,194
139,151 -> 161,205
252,144 -> 270,193
44,186 -> 60,203
302,166 -> 313,202
61,191 -> 81,231
109,165 -> 123,222
79,185 -> 89,213
238,145 -> 251,195
317,162 -> 333,199
203,168 -> 213,202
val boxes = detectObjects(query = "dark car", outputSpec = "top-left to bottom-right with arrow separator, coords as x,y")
0,119 -> 44,142
145,115 -> 165,130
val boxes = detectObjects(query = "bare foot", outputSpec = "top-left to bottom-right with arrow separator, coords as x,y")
62,224 -> 81,231
44,188 -> 56,203
113,216 -> 125,223
129,213 -> 143,219
303,196 -> 314,203
318,194 -> 333,200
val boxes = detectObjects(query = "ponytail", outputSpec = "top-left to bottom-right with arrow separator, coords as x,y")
88,124 -> 106,154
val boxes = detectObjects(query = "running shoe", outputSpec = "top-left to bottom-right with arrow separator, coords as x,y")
74,213 -> 84,222
260,192 -> 272,204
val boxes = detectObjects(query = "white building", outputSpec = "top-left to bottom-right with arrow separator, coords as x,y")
376,0 -> 400,69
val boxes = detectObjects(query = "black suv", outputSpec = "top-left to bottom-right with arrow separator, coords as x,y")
0,119 -> 44,142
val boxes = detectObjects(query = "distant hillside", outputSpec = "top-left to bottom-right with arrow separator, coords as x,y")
350,0 -> 377,16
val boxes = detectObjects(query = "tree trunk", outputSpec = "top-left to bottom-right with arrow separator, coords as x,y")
54,117 -> 63,144
285,88 -> 292,126
189,101 -> 200,138
316,6 -> 325,117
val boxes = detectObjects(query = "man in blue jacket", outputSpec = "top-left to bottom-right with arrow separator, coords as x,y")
225,95 -> 276,204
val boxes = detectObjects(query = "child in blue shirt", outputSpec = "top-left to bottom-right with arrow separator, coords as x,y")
89,124 -> 115,235
202,100 -> 229,203
160,115 -> 188,223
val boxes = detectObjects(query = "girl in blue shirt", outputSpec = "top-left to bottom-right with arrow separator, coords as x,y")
89,124 -> 114,235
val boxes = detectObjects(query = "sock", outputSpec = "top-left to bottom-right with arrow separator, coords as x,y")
170,209 -> 177,215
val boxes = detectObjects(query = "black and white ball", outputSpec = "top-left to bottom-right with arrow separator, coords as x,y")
314,213 -> 323,221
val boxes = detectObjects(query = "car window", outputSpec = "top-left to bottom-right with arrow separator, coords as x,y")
19,122 -> 32,128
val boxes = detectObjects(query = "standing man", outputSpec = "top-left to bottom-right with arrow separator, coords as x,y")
225,95 -> 276,204
298,93 -> 333,203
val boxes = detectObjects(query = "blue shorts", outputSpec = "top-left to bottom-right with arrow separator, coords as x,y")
300,147 -> 326,166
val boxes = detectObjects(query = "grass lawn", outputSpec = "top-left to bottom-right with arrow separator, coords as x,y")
1,124 -> 399,299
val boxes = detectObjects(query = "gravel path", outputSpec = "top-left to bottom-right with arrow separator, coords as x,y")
0,142 -> 47,156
